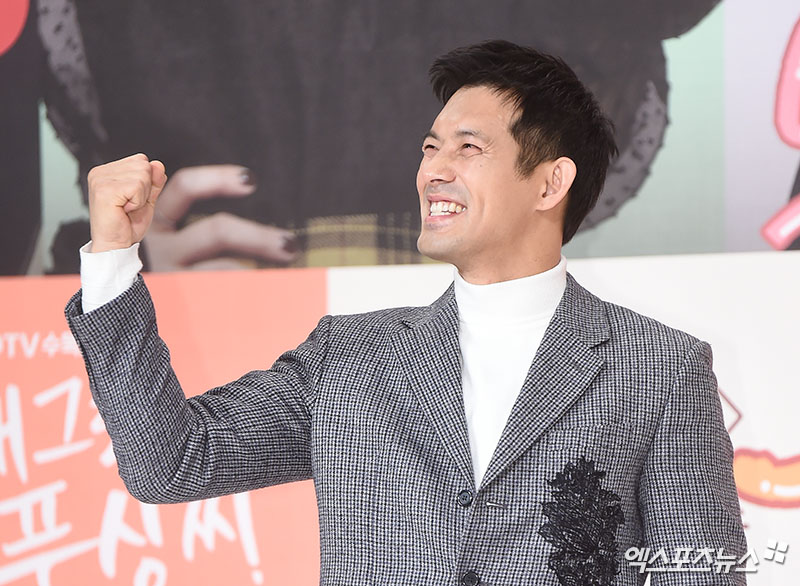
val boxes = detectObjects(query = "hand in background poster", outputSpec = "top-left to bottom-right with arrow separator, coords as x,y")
144,165 -> 298,271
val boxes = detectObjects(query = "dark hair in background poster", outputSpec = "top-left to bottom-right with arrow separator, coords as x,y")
0,0 -> 723,275
0,2 -> 43,275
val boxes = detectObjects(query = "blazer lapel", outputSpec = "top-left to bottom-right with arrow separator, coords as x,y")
479,274 -> 610,489
391,285 -> 474,486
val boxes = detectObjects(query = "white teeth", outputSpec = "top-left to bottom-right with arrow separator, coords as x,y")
429,200 -> 466,216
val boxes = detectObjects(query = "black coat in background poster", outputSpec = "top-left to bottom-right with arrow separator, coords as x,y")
1,1 -> 724,274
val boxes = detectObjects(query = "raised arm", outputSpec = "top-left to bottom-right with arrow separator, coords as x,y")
66,283 -> 329,503
65,154 -> 328,502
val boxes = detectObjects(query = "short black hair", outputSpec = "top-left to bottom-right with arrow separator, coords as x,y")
429,40 -> 618,244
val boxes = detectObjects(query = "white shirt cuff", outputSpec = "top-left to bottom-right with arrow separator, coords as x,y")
79,241 -> 143,313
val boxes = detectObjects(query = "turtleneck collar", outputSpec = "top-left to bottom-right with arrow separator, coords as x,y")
454,256 -> 568,326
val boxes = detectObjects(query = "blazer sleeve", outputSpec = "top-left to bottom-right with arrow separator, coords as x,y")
637,340 -> 748,584
65,275 -> 330,504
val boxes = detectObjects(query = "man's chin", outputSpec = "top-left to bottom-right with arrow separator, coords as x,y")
417,234 -> 460,265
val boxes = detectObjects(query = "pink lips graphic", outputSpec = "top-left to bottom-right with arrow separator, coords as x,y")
734,448 -> 800,508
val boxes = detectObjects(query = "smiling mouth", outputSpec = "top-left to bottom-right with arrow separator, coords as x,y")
429,200 -> 466,216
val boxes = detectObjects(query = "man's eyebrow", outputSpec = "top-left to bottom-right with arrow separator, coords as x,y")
455,128 -> 489,142
422,128 -> 489,142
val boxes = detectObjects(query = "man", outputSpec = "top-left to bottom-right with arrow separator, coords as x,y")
66,41 -> 746,585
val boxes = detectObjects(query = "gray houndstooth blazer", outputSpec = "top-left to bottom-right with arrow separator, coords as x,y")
65,272 -> 747,585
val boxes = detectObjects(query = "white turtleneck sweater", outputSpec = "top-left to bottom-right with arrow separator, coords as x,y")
79,244 -> 568,487
455,257 -> 567,486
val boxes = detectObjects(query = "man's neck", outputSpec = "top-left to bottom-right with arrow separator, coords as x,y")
454,256 -> 567,325
456,250 -> 563,285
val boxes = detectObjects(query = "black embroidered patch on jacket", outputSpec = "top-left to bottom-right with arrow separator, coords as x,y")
539,456 -> 625,586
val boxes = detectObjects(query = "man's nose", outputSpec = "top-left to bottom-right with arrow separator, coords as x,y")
420,150 -> 456,184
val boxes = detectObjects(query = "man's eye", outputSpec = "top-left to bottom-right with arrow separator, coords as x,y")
462,143 -> 479,151
422,144 -> 437,153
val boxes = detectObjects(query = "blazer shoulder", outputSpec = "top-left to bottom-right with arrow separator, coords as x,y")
325,282 -> 454,340
328,304 -> 427,335
601,297 -> 703,355
565,274 -> 702,355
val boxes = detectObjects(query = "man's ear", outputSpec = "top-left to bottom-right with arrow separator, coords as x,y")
538,157 -> 577,211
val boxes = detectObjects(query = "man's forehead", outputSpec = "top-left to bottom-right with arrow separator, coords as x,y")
427,86 -> 515,139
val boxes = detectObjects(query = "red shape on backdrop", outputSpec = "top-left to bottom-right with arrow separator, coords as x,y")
775,17 -> 800,148
0,0 -> 29,57
718,388 -> 743,433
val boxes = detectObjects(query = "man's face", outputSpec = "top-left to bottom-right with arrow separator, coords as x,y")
416,85 -> 548,274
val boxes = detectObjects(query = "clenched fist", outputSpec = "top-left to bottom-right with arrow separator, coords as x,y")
87,153 -> 167,252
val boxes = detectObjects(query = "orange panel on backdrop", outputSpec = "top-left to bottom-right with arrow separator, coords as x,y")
0,269 -> 326,585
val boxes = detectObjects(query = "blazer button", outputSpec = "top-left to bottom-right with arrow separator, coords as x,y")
457,489 -> 473,507
461,570 -> 480,586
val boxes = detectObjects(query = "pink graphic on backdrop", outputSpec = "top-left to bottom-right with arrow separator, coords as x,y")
763,16 -> 800,249
0,0 -> 28,57
775,18 -> 800,148
734,449 -> 800,509
761,194 -> 800,250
